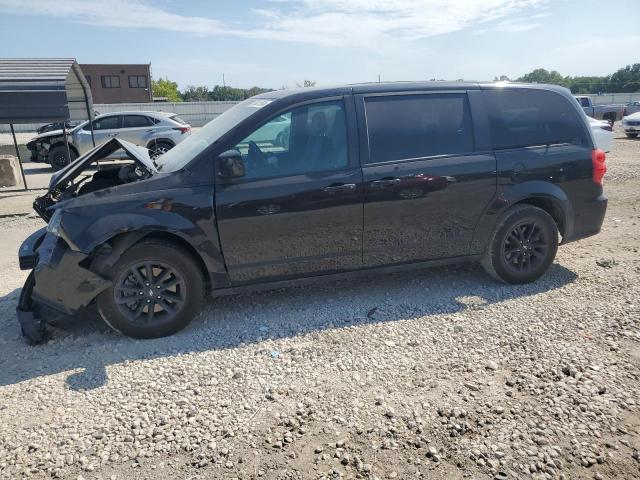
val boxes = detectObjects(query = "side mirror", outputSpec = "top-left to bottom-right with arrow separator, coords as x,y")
218,149 -> 245,180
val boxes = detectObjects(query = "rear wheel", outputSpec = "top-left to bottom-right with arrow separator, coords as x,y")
148,141 -> 174,160
626,132 -> 638,138
481,205 -> 558,284
48,146 -> 77,171
96,240 -> 204,339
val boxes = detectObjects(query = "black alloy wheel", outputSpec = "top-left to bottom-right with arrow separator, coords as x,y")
114,262 -> 185,325
96,239 -> 204,339
502,221 -> 548,274
481,204 -> 558,284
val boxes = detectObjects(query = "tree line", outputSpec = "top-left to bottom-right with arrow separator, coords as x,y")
499,63 -> 640,94
151,78 -> 274,102
151,64 -> 640,102
151,79 -> 320,102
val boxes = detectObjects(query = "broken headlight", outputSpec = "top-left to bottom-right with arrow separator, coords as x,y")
46,209 -> 62,237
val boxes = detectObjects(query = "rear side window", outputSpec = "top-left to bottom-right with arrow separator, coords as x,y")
364,93 -> 474,164
485,89 -> 587,149
170,115 -> 188,125
122,115 -> 153,128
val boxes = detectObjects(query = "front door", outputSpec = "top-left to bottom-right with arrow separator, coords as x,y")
74,114 -> 121,155
215,98 -> 364,285
359,92 -> 497,266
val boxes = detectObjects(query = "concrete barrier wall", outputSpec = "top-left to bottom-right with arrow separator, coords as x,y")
2,101 -> 240,132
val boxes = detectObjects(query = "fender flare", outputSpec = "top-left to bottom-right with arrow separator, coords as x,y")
81,213 -> 230,290
471,181 -> 574,254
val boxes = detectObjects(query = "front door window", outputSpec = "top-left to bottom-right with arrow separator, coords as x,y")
233,101 -> 348,180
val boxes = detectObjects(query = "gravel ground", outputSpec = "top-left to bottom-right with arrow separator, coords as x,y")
0,128 -> 639,480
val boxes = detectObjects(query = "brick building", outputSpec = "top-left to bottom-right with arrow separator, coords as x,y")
79,64 -> 152,104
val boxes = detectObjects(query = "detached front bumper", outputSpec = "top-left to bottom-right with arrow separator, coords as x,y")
17,228 -> 112,343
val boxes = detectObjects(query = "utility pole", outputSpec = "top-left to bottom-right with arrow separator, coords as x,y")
378,74 -> 381,83
222,73 -> 226,87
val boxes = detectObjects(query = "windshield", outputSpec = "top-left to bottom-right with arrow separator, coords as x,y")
155,98 -> 273,172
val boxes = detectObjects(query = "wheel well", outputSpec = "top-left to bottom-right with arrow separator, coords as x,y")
97,231 -> 211,290
147,139 -> 175,149
50,142 -> 79,157
140,232 -> 211,288
512,197 -> 565,237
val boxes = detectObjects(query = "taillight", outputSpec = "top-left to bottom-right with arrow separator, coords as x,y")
600,124 -> 613,132
591,149 -> 606,185
173,126 -> 190,134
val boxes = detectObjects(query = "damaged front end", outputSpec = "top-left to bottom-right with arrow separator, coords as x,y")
17,138 -> 158,344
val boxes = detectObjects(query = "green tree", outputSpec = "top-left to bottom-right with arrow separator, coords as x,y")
517,68 -> 568,87
609,64 -> 640,93
296,80 -> 316,88
182,85 -> 210,102
151,77 -> 182,102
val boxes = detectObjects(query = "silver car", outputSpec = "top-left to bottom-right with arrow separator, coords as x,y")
27,111 -> 191,170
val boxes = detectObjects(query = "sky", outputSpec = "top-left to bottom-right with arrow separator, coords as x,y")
0,0 -> 638,90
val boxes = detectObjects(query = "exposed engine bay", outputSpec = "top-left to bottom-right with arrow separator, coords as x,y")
34,138 -> 157,221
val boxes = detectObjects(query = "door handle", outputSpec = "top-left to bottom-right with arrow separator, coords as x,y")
370,177 -> 401,187
145,129 -> 155,133
323,183 -> 356,193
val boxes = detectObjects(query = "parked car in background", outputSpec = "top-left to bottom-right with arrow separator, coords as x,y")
588,117 -> 613,152
17,82 -> 608,344
623,101 -> 640,116
575,96 -> 625,125
26,111 -> 191,170
622,112 -> 640,138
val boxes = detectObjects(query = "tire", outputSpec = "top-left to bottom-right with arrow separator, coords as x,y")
96,239 -> 204,339
481,204 -> 559,284
626,133 -> 638,138
148,141 -> 174,160
48,146 -> 77,171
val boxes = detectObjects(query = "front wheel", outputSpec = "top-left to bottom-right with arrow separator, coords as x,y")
48,146 -> 77,171
481,205 -> 558,284
96,240 -> 204,339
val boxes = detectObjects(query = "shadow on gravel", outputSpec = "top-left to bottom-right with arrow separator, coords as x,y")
0,262 -> 577,391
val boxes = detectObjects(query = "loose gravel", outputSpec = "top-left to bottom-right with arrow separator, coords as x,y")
0,128 -> 639,479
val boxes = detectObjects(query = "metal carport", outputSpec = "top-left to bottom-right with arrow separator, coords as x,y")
0,58 -> 95,191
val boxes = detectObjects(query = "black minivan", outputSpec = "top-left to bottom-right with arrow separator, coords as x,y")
17,82 -> 607,343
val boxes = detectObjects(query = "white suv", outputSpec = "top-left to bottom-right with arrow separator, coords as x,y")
27,111 -> 192,170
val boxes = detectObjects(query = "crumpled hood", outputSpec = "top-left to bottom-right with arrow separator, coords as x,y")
48,137 -> 157,191
31,129 -> 66,141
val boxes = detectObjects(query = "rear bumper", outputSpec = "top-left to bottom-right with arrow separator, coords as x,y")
18,229 -> 111,317
563,194 -> 608,243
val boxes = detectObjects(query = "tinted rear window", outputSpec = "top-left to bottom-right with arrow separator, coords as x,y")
364,94 -> 474,164
485,89 -> 587,149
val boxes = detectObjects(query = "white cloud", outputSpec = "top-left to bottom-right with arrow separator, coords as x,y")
0,0 -> 224,35
0,0 -> 547,47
